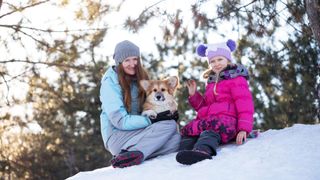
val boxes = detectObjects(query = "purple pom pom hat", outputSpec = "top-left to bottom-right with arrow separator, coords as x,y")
196,39 -> 236,61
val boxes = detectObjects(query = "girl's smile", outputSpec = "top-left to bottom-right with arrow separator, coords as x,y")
208,56 -> 229,74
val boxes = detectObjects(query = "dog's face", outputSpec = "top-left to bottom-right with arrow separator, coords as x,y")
140,76 -> 179,106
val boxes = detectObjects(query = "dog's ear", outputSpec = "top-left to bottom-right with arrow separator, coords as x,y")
140,80 -> 150,91
166,76 -> 179,92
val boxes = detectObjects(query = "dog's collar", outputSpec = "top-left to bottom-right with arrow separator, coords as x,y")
207,64 -> 249,83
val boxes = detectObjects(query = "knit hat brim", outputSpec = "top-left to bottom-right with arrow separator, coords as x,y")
113,40 -> 140,65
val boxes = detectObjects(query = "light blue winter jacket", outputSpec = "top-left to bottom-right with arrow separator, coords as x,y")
100,66 -> 151,149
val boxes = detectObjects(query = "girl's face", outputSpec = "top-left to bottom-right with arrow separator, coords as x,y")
208,56 -> 229,74
121,56 -> 139,75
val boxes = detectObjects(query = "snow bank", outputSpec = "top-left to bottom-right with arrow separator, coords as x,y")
68,124 -> 320,180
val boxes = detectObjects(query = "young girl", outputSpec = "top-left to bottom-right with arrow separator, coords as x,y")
176,39 -> 254,165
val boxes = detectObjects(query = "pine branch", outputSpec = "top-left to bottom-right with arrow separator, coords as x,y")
306,0 -> 320,45
0,71 -> 10,105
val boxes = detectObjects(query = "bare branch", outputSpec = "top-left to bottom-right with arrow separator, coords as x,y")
125,0 -> 167,31
0,67 -> 34,85
0,59 -> 88,70
204,0 -> 258,26
278,0 -> 305,34
0,24 -> 108,33
233,0 -> 257,11
17,28 -> 50,48
0,0 -> 50,19
136,0 -> 167,20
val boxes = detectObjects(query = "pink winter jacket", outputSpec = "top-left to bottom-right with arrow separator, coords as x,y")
188,76 -> 254,134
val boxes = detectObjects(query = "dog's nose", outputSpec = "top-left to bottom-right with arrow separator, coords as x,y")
154,92 -> 165,101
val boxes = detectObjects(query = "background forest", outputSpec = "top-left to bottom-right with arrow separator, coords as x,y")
0,0 -> 319,179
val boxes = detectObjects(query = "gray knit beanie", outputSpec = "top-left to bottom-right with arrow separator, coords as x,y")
113,40 -> 140,66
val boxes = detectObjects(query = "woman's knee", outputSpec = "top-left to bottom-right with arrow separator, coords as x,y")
107,142 -> 119,155
172,132 -> 181,143
151,120 -> 178,132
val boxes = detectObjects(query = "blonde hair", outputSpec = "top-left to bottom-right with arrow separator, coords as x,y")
202,62 -> 233,95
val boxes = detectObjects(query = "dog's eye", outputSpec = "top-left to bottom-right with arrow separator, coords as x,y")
153,89 -> 157,92
161,88 -> 166,92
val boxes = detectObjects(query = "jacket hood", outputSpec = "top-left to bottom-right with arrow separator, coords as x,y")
102,66 -> 119,85
207,64 -> 249,83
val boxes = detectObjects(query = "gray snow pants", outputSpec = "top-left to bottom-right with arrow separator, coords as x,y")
107,120 -> 181,160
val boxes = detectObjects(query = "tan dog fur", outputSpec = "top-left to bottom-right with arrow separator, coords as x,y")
140,76 -> 179,118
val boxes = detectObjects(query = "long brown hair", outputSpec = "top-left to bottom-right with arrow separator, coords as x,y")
117,58 -> 149,113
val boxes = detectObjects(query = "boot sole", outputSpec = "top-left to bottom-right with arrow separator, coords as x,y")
111,151 -> 144,168
176,150 -> 212,165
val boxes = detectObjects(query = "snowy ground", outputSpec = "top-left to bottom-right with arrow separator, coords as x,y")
67,124 -> 320,180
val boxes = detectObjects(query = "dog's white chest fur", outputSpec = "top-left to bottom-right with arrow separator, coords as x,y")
152,100 -> 177,113
139,76 -> 179,119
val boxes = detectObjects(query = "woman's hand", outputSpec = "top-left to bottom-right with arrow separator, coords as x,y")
186,79 -> 196,96
236,131 -> 247,145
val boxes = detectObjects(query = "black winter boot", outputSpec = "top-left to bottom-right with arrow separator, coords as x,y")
194,130 -> 221,156
176,130 -> 221,165
178,136 -> 198,151
176,149 -> 212,165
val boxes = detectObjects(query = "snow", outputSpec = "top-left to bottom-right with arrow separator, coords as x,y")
67,124 -> 320,180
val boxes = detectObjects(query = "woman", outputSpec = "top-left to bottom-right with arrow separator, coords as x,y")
100,40 -> 180,168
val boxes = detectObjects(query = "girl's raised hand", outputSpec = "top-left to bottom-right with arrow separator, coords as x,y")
186,79 -> 196,96
236,131 -> 247,145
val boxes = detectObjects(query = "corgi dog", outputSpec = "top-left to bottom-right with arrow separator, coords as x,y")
140,76 -> 179,118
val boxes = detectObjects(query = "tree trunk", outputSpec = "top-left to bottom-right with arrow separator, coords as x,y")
306,0 -> 320,46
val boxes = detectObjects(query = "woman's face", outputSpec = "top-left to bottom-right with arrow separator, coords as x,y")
121,56 -> 139,75
208,56 -> 229,74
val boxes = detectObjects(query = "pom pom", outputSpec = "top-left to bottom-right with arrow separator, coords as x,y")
196,44 -> 207,57
226,39 -> 236,52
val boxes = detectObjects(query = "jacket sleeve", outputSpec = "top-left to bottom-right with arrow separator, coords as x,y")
100,76 -> 151,130
188,91 -> 207,111
230,77 -> 255,134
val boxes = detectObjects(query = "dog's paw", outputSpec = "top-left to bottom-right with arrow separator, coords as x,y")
142,110 -> 157,119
